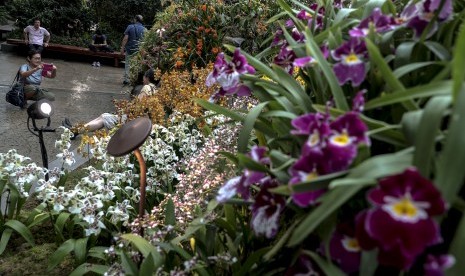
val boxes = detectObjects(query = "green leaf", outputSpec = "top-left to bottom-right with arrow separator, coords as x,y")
120,233 -> 158,258
292,170 -> 348,193
195,99 -> 244,121
4,220 -> 35,246
304,250 -> 345,276
393,61 -> 443,79
87,246 -> 107,260
401,110 -> 423,145
165,198 -> 176,226
238,102 -> 268,153
69,263 -> 109,276
48,239 -> 76,271
0,228 -> 13,255
264,222 -> 297,261
365,80 -> 453,110
27,212 -> 49,228
236,247 -> 272,276
304,30 -> 349,111
120,252 -> 138,276
268,185 -> 291,196
365,38 -> 417,111
452,21 -> 465,100
74,237 -> 89,265
287,186 -> 363,247
271,65 -> 313,113
413,96 -> 451,177
237,154 -> 270,173
334,8 -> 357,24
330,152 -> 412,188
55,212 -> 71,237
423,41 -> 451,61
447,213 -> 465,276
261,110 -> 297,120
435,86 -> 465,203
217,151 -> 238,164
360,250 -> 378,276
366,38 -> 404,91
362,0 -> 386,18
140,252 -> 156,276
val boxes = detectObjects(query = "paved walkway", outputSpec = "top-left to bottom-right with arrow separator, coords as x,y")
0,49 -> 132,167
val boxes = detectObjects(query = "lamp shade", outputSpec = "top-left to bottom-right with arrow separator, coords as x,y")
27,99 -> 54,120
107,117 -> 152,157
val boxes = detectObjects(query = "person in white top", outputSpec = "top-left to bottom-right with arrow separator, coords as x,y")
24,18 -> 50,53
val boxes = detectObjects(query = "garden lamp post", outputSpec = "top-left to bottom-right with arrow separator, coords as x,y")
27,99 -> 55,181
106,117 -> 152,219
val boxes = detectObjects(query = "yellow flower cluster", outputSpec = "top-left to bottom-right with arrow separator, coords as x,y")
156,63 -> 218,119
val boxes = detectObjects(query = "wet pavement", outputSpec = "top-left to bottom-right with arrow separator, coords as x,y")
0,49 -> 131,166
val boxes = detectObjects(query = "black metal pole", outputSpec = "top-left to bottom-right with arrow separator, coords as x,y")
37,128 -> 49,181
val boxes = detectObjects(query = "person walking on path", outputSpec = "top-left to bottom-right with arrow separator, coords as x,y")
19,50 -> 57,102
120,15 -> 146,85
24,18 -> 50,53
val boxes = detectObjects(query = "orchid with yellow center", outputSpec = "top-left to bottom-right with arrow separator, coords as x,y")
289,92 -> 370,207
356,168 -> 446,269
325,223 -> 361,274
331,38 -> 367,86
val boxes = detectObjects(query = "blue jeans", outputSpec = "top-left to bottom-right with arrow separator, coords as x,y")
124,52 -> 130,83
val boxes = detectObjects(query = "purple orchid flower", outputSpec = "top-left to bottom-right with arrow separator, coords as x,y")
206,48 -> 255,99
355,168 -> 446,269
288,154 -> 327,207
274,44 -> 298,74
285,254 -> 322,276
401,0 -> 453,39
271,29 -> 285,47
327,224 -> 361,274
293,45 -> 329,68
216,146 -> 269,202
251,177 -> 286,238
332,38 -> 368,86
349,8 -> 397,37
424,254 -> 455,276
288,96 -> 370,207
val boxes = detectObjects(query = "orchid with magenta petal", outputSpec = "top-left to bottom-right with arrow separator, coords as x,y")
216,146 -> 269,202
289,93 -> 370,206
349,8 -> 397,38
401,0 -> 453,39
285,254 -> 322,276
355,168 -> 446,269
424,254 -> 455,276
251,178 -> 285,238
206,48 -> 255,99
274,45 -> 298,74
332,38 -> 368,86
326,224 -> 361,274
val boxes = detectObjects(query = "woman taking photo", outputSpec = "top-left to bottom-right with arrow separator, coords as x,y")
19,50 -> 57,102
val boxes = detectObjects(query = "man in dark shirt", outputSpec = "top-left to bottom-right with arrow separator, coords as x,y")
120,15 -> 146,85
89,29 -> 113,53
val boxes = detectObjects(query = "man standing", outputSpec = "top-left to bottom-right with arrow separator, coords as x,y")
120,15 -> 146,85
24,18 -> 50,53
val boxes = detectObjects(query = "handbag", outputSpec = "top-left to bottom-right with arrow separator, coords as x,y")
5,71 -> 26,108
